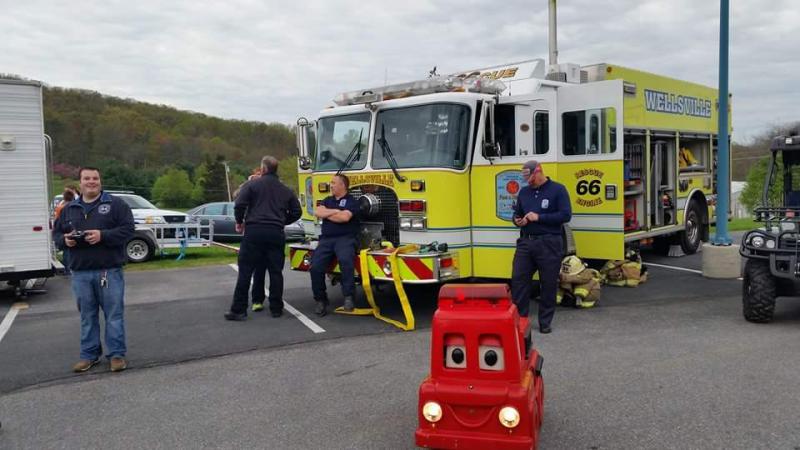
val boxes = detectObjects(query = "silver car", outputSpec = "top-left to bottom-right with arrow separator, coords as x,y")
187,202 -> 305,242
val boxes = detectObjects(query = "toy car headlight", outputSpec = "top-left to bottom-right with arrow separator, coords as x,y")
499,406 -> 520,428
750,235 -> 765,248
422,402 -> 443,423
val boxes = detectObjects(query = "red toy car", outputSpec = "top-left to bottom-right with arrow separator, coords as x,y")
415,284 -> 544,450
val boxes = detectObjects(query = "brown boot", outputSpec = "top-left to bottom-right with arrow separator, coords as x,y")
72,359 -> 100,373
110,357 -> 128,372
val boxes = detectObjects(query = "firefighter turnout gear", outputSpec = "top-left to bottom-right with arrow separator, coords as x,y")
557,255 -> 602,308
600,250 -> 648,287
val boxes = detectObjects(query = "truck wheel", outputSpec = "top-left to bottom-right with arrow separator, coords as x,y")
742,259 -> 776,323
126,238 -> 153,263
679,202 -> 704,254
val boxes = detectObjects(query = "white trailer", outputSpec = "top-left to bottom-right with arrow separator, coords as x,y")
0,79 -> 57,288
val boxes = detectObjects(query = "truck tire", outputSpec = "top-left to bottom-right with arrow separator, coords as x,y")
742,259 -> 776,323
679,202 -> 704,254
126,238 -> 154,263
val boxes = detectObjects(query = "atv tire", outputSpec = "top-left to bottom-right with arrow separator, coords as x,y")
742,259 -> 777,323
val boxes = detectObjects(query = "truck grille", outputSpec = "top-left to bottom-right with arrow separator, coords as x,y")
351,185 -> 399,245
164,215 -> 186,224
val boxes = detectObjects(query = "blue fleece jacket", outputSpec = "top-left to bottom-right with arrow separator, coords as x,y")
513,178 -> 572,236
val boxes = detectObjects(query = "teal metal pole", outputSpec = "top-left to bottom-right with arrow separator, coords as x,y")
713,0 -> 732,245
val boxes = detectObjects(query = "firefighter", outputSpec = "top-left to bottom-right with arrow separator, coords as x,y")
511,160 -> 572,334
557,255 -> 602,308
600,249 -> 648,287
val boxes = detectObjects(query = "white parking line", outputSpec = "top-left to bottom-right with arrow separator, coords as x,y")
0,303 -> 28,345
228,264 -> 326,334
644,261 -> 703,275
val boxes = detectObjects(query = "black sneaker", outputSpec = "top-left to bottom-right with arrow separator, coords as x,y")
343,296 -> 355,312
224,311 -> 247,321
271,310 -> 283,318
539,325 -> 552,334
314,302 -> 327,317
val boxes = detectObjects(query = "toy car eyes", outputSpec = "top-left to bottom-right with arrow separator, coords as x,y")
445,345 -> 467,368
479,346 -> 505,371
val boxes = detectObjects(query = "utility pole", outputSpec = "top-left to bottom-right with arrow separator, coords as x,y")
222,161 -> 232,202
713,0 -> 732,245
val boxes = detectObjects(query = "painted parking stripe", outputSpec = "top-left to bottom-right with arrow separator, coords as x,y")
0,302 -> 29,345
228,264 -> 325,334
644,262 -> 703,275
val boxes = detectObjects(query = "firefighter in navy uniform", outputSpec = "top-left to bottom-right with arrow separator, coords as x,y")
511,160 -> 572,334
310,174 -> 360,316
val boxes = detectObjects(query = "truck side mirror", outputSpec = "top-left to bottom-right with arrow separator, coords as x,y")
481,104 -> 501,159
296,117 -> 315,170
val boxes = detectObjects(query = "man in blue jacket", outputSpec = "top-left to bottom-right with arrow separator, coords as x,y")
310,174 -> 360,316
512,160 -> 572,334
53,167 -> 135,372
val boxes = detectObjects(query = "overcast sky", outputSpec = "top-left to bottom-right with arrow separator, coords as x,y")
3,0 -> 798,142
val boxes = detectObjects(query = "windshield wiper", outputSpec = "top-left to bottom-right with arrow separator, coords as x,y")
377,124 -> 407,182
336,129 -> 364,176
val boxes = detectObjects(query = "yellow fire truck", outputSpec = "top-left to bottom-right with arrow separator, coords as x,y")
289,58 -> 731,285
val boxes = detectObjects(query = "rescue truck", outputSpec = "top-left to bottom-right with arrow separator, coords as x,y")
290,4 -> 731,289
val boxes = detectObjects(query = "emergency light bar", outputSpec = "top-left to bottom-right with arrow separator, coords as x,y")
333,76 -> 506,106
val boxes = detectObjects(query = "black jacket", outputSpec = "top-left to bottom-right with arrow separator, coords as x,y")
234,173 -> 302,229
53,192 -> 135,270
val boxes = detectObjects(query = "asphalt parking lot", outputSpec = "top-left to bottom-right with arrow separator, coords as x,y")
1,245 -> 799,449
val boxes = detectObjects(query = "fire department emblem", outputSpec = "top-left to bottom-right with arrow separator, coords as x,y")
98,204 -> 111,215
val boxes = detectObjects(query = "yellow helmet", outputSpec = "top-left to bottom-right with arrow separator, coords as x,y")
561,255 -> 585,276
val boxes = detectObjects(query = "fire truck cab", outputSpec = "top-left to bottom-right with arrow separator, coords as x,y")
415,284 -> 544,450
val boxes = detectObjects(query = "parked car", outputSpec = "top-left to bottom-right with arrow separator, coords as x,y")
112,193 -> 187,225
187,202 -> 306,242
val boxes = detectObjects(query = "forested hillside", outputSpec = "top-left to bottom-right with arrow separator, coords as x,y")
39,85 -> 298,205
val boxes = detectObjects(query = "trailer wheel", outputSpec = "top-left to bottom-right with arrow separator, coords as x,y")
126,238 -> 154,263
679,202 -> 704,254
742,259 -> 776,323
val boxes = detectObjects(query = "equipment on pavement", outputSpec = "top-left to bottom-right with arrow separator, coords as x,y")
740,133 -> 800,323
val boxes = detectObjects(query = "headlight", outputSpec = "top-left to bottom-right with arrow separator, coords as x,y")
145,216 -> 166,224
765,239 -> 776,249
400,217 -> 412,230
750,236 -> 765,248
498,406 -> 520,428
422,402 -> 442,423
411,218 -> 426,230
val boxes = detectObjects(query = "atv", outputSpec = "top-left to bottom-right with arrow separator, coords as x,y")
740,133 -> 800,322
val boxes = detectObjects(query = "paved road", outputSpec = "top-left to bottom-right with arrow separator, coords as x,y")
1,244 -> 800,449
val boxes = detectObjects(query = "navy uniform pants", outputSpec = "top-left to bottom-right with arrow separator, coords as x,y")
310,235 -> 357,303
511,234 -> 563,327
231,225 -> 286,314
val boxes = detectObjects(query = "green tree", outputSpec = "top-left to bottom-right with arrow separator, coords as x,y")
202,155 -> 229,202
740,154 -> 783,214
191,162 -> 209,204
151,168 -> 194,208
278,156 -> 299,193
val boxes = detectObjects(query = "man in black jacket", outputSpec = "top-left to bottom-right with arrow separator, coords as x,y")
226,156 -> 302,320
53,167 -> 135,373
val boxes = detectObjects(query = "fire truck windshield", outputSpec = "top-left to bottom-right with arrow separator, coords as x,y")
372,103 -> 471,170
316,112 -> 370,171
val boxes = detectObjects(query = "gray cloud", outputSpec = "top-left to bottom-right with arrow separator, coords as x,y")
2,0 -> 797,141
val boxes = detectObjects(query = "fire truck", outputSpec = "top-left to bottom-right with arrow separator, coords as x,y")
289,4 -> 731,289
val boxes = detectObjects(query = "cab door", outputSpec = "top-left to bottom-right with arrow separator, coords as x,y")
469,90 -> 557,279
295,118 -> 317,232
556,79 -> 625,260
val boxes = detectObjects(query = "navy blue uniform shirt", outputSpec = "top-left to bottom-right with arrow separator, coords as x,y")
320,193 -> 359,238
513,178 -> 572,236
53,192 -> 135,270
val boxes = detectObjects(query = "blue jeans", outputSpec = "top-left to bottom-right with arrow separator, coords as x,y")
71,268 -> 126,360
